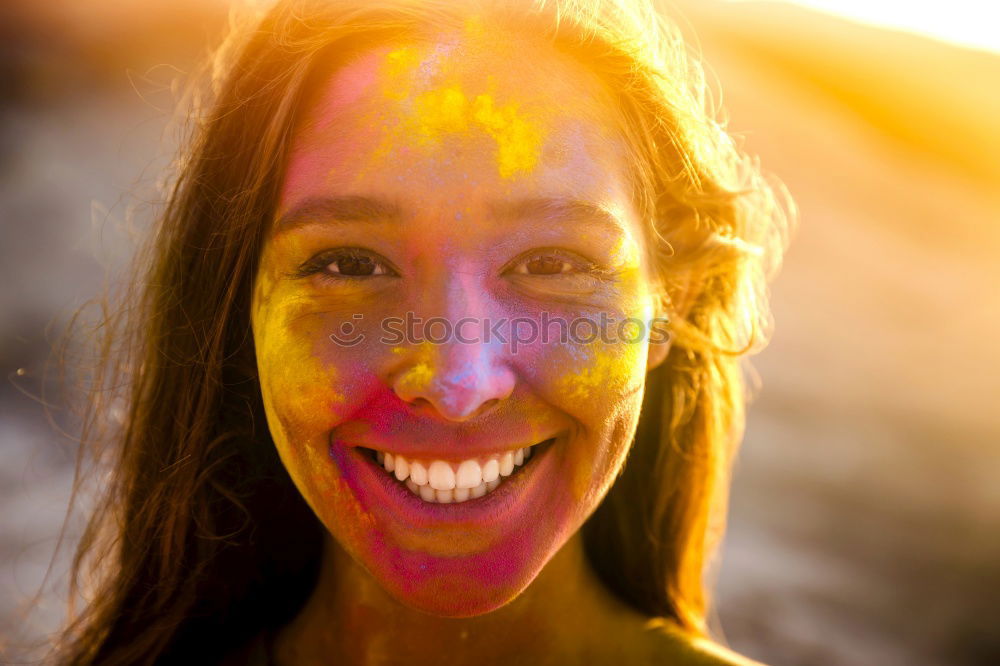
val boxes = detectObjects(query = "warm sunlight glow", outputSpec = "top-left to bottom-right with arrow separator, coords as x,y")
735,0 -> 1000,54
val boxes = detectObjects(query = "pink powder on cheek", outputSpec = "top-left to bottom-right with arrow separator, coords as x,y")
354,382 -> 410,434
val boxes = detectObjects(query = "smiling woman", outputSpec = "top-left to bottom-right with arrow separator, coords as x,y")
55,1 -> 792,664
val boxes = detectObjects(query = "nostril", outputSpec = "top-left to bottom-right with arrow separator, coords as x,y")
402,395 -> 500,422
478,398 -> 499,414
408,397 -> 433,411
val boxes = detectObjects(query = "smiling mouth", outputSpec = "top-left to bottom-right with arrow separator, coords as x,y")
359,438 -> 556,504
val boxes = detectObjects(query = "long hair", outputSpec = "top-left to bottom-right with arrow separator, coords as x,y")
55,0 -> 793,663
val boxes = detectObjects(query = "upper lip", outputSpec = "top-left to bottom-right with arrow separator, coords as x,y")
342,434 -> 560,462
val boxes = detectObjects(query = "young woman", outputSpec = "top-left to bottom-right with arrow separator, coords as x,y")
57,0 -> 792,663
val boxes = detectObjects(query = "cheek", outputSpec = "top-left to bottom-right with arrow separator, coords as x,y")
513,325 -> 649,503
251,278 -> 366,515
570,343 -> 647,500
254,298 -> 346,438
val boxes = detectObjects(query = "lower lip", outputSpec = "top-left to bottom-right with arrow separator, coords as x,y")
331,436 -> 560,532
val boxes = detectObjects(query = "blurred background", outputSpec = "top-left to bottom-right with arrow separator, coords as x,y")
1,1 -> 997,663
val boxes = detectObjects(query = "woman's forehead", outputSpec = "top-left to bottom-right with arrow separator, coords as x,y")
281,34 -> 631,209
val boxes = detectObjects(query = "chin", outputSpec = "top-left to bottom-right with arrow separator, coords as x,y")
361,537 -> 554,618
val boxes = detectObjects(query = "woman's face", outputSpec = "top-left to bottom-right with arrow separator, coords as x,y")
251,29 -> 667,617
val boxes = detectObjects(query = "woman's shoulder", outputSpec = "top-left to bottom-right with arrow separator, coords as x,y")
639,617 -> 768,666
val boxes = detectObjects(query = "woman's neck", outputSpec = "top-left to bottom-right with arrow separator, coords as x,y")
273,531 -> 650,665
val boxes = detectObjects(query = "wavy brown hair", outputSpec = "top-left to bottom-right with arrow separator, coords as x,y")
55,0 -> 793,663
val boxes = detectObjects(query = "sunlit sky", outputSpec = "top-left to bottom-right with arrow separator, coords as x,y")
734,0 -> 1000,54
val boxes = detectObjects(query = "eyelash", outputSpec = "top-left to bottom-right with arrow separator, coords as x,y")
294,248 -> 396,281
505,248 -> 615,280
294,247 -> 616,282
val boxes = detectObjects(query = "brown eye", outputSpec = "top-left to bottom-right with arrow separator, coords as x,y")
513,253 -> 575,276
329,254 -> 383,276
525,256 -> 570,275
299,248 -> 394,280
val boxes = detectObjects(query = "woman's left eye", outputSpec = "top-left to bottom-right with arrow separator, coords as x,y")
512,254 -> 575,276
509,251 -> 589,277
503,249 -> 617,297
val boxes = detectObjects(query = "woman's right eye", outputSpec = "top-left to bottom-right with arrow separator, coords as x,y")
296,248 -> 397,280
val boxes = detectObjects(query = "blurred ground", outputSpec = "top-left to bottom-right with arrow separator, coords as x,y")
1,1 -> 998,664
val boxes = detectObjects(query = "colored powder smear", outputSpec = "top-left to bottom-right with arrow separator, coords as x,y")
412,86 -> 543,179
556,346 -> 634,403
374,45 -> 546,180
470,93 -> 543,179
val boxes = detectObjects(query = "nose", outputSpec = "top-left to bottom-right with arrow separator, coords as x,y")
391,335 -> 516,422
388,266 -> 515,421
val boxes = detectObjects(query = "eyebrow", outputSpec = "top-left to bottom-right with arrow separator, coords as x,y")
273,195 -> 404,233
486,196 -> 628,234
272,194 -> 627,234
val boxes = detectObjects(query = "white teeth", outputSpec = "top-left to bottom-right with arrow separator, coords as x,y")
376,440 -> 544,504
482,458 -> 499,483
410,461 -> 428,485
455,460 -> 482,489
499,451 -> 514,477
394,456 -> 409,482
404,477 -> 488,502
428,461 -> 456,490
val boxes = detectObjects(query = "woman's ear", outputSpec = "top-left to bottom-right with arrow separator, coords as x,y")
646,268 -> 697,373
646,333 -> 671,372
646,338 -> 671,372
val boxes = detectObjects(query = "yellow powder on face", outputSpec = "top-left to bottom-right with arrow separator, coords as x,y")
404,86 -> 543,179
414,86 -> 470,137
252,259 -> 349,413
370,45 -> 547,180
384,46 -> 421,84
406,359 -> 435,391
393,340 -> 438,392
470,93 -> 543,178
557,344 -> 642,404
608,227 -> 643,269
